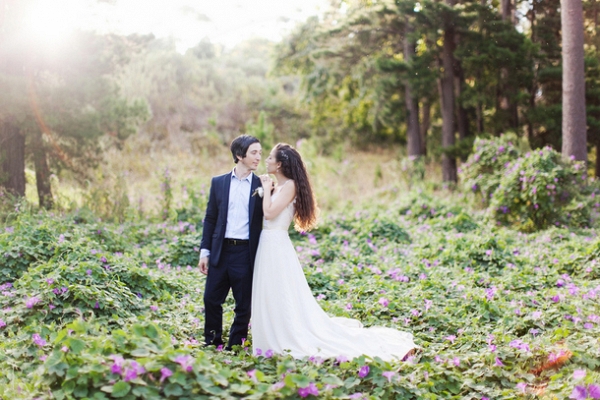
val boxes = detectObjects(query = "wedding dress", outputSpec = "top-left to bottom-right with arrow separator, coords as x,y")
251,194 -> 415,361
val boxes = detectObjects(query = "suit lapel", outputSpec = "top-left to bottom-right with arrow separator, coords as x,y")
222,172 -> 232,221
249,173 -> 259,224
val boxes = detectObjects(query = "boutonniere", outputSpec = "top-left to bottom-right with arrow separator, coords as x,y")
252,187 -> 264,198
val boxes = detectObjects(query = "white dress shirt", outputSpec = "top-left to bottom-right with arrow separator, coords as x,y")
200,168 -> 253,259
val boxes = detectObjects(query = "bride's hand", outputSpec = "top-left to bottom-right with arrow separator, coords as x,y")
260,175 -> 273,191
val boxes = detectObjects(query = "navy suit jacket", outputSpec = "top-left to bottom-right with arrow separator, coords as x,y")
200,172 -> 263,269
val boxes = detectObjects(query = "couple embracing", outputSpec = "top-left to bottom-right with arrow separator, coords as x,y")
198,135 -> 415,361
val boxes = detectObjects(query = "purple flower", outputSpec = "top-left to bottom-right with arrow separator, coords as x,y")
46,279 -> 54,285
265,349 -> 273,358
573,370 -> 586,380
570,385 -> 588,400
160,367 -> 172,383
0,319 -> 5,328
336,355 -> 349,364
174,355 -> 194,372
452,357 -> 460,366
26,296 -> 41,308
123,368 -> 138,382
111,355 -> 125,375
247,369 -> 258,382
589,384 -> 600,399
32,333 -> 46,347
298,382 -> 319,398
516,382 -> 527,393
509,339 -> 530,352
382,371 -> 395,382
445,335 -> 457,343
495,357 -> 504,366
378,297 -> 389,307
358,365 -> 370,378
150,305 -> 158,312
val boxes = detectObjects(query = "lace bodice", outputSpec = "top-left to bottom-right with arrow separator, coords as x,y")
263,193 -> 294,231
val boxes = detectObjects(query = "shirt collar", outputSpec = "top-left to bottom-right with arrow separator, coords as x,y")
232,168 -> 253,182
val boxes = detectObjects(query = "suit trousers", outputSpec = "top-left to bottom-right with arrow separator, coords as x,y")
203,242 -> 253,348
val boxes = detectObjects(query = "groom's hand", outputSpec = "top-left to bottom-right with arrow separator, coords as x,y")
198,257 -> 209,275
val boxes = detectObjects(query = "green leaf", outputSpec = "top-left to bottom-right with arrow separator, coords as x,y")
68,338 -> 86,354
131,348 -> 150,357
145,324 -> 159,339
111,381 -> 131,398
230,384 -> 251,394
164,383 -> 183,397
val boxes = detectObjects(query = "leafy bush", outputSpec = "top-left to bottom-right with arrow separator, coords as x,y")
459,134 -> 522,205
489,146 -> 597,230
398,192 -> 465,221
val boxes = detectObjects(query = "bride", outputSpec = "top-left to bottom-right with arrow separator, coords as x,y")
251,143 -> 415,362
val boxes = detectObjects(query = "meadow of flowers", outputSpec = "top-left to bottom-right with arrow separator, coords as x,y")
1,184 -> 599,399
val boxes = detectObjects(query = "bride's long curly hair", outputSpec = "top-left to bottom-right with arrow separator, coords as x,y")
275,143 -> 318,232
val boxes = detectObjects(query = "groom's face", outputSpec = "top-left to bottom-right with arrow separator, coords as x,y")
239,142 -> 262,171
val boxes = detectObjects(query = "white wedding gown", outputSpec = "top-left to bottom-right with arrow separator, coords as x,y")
251,195 -> 415,361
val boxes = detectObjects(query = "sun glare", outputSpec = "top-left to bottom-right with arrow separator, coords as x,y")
23,0 -> 85,50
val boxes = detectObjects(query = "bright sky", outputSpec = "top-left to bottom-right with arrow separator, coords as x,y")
24,0 -> 328,52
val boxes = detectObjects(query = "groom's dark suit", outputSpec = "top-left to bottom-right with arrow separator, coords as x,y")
200,171 -> 263,349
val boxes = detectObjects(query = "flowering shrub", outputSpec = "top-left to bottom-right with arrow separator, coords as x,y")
489,146 -> 598,230
459,134 -> 522,205
460,136 -> 599,231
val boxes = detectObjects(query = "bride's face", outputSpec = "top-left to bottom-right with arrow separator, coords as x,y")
265,148 -> 280,174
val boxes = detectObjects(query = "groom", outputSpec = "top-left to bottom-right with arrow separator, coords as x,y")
198,135 -> 263,350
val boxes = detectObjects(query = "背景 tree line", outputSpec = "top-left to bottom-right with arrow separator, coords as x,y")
0,0 -> 597,207
275,0 -> 597,180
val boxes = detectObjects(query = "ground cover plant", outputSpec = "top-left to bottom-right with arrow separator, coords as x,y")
1,188 -> 599,400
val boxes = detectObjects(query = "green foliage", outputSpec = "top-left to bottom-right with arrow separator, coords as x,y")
2,186 -> 600,398
460,134 -> 524,205
490,146 -> 597,230
460,136 -> 600,231
246,111 -> 275,151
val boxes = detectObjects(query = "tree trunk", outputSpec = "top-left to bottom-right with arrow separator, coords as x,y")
527,0 -> 537,143
31,129 -> 53,209
404,22 -> 421,158
440,0 -> 457,182
0,119 -> 26,196
455,62 -> 469,142
561,0 -> 587,161
420,100 -> 431,156
596,141 -> 600,178
476,100 -> 484,134
501,0 -> 512,21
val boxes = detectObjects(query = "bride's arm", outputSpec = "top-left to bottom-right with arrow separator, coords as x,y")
262,179 -> 296,220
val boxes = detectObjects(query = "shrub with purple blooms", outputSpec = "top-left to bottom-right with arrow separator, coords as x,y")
460,136 -> 600,231
459,134 -> 523,205
489,146 -> 598,230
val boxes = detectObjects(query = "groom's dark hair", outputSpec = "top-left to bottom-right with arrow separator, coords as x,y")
230,135 -> 260,163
